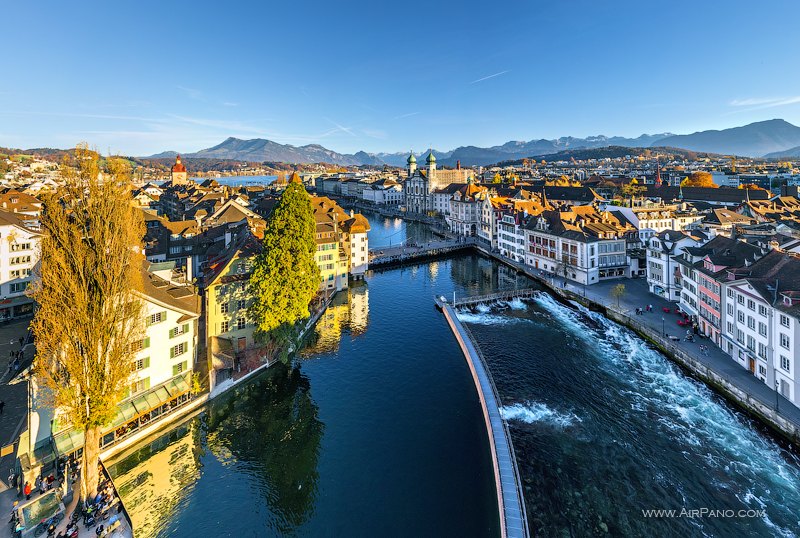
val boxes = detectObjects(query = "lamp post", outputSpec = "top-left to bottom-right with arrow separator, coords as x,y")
661,316 -> 665,337
775,379 -> 780,413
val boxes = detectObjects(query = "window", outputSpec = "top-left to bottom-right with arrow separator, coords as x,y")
147,311 -> 165,325
727,322 -> 734,335
780,333 -> 790,349
237,317 -> 246,330
237,299 -> 245,310
10,269 -> 31,279
737,311 -> 745,323
220,302 -> 229,314
172,361 -> 187,376
758,365 -> 767,376
757,342 -> 767,359
10,243 -> 30,252
727,289 -> 734,298
9,256 -> 31,265
170,342 -> 187,358
169,323 -> 189,338
747,316 -> 755,330
758,322 -> 767,336
747,299 -> 755,311
727,304 -> 734,315
133,357 -> 150,371
220,321 -> 229,333
781,355 -> 791,373
131,337 -> 150,352
737,295 -> 744,305
746,335 -> 755,351
9,282 -> 27,293
130,377 -> 150,395
759,305 -> 768,316
780,314 -> 790,328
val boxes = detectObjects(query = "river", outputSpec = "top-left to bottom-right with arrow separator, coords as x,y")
460,296 -> 800,537
105,215 -> 800,537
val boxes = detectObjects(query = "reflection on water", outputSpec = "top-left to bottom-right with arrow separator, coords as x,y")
301,282 -> 370,355
105,253 -> 505,538
106,365 -> 323,537
361,211 -> 436,248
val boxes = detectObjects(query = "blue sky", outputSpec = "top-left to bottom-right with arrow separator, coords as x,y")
2,0 -> 799,156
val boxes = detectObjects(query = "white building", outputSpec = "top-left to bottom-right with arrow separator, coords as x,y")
362,179 -> 403,206
720,250 -> 800,408
646,230 -> 703,301
0,210 -> 42,320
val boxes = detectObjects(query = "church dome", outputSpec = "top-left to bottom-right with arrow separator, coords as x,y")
426,151 -> 436,164
407,152 -> 417,164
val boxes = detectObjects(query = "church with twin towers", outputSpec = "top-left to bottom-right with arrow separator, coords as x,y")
403,150 -> 474,214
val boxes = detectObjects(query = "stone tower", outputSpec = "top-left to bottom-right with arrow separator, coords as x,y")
171,155 -> 189,185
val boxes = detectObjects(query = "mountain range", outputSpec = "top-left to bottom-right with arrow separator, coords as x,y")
138,119 -> 800,167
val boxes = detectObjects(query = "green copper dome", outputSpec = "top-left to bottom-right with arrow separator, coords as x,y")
407,152 -> 416,164
426,150 -> 436,164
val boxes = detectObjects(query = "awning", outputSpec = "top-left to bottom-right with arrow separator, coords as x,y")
53,429 -> 84,456
110,400 -> 138,429
165,374 -> 190,396
131,385 -> 172,415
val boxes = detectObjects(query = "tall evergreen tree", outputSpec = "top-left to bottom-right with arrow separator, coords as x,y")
249,181 -> 320,345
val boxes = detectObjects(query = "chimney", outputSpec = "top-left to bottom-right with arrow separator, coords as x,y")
457,160 -> 461,170
185,256 -> 193,283
225,230 -> 232,247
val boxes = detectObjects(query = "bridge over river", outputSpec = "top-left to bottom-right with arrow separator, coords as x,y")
436,291 -> 531,538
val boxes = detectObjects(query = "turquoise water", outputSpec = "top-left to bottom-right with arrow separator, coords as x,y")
106,255 -> 518,537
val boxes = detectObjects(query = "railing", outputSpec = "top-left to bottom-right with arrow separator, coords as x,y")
459,319 -> 530,538
452,288 -> 540,308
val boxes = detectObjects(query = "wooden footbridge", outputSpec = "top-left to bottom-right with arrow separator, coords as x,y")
449,288 -> 540,309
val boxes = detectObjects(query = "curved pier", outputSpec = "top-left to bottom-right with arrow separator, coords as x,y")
437,298 -> 529,538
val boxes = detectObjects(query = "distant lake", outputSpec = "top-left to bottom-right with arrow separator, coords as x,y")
189,175 -> 278,187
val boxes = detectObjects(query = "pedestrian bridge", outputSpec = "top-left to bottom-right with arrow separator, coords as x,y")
449,288 -> 540,309
369,238 -> 477,267
436,298 -> 530,538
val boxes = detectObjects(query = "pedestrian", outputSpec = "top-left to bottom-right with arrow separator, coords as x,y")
24,481 -> 31,500
18,337 -> 23,347
0,400 -> 5,415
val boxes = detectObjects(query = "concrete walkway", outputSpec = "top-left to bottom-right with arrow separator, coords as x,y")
441,302 -> 528,538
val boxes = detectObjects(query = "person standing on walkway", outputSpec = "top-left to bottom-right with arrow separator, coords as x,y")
23,481 -> 31,500
0,400 -> 5,414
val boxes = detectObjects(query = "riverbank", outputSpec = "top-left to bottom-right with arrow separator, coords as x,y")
471,243 -> 800,448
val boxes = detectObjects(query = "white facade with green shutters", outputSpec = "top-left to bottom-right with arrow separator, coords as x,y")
128,291 -> 199,400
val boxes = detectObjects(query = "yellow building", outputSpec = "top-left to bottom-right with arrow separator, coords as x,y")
310,195 -> 370,292
203,235 -> 261,387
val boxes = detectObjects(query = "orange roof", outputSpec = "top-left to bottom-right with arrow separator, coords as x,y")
172,155 -> 187,173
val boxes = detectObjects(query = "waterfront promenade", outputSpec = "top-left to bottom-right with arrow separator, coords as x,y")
438,300 -> 529,538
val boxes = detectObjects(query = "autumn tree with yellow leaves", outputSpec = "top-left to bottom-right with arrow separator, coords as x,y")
30,145 -> 145,501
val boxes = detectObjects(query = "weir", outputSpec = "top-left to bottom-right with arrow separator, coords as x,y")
436,297 -> 530,538
451,288 -> 539,308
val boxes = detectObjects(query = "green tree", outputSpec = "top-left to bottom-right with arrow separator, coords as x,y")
610,283 -> 626,308
249,182 -> 320,352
